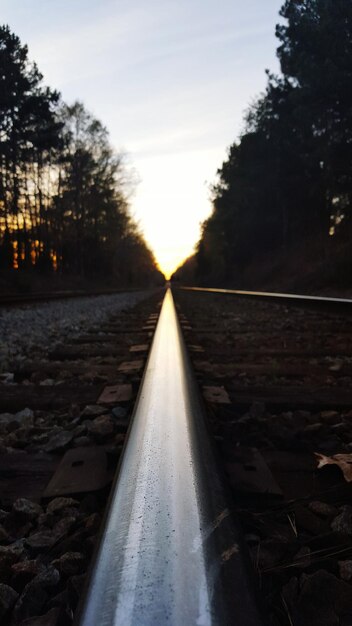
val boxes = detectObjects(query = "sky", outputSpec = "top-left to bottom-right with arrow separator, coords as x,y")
2,0 -> 284,277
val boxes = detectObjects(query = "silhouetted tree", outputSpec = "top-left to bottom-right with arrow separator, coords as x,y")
0,26 -> 162,287
181,0 -> 352,287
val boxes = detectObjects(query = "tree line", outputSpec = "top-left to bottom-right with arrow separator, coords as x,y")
173,0 -> 352,288
0,25 -> 163,286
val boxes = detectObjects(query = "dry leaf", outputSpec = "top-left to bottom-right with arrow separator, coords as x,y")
315,452 -> 352,482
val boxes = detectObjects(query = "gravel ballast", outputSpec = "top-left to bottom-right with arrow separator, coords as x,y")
0,290 -> 154,371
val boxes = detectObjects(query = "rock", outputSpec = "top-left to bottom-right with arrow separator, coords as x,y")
114,433 -> 125,446
80,405 -> 106,418
44,430 -> 74,453
0,583 -> 18,619
85,513 -> 101,533
67,573 -> 86,609
25,531 -> 57,551
304,423 -> 323,434
339,560 -> 352,581
320,410 -> 341,425
112,406 -> 128,419
0,372 -> 14,384
12,498 -> 43,521
0,541 -> 27,583
49,528 -> 88,558
292,570 -> 352,626
88,415 -> 114,438
12,566 -> 60,623
309,500 -> 337,518
0,541 -> 27,569
5,427 -> 32,449
15,408 -> 34,425
331,506 -> 352,536
11,560 -> 45,591
46,498 -> 79,516
331,422 -> 348,435
51,551 -> 86,576
72,424 -> 86,437
39,379 -> 55,386
0,413 -> 15,427
53,517 -> 77,538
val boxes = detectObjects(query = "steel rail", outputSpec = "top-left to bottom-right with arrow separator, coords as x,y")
179,286 -> 352,314
76,288 -> 264,626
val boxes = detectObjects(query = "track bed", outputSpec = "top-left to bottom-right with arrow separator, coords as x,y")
174,288 -> 352,626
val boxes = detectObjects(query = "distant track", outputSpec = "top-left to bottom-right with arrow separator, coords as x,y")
179,286 -> 352,314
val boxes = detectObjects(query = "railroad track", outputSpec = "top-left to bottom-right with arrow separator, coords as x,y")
1,286 -> 352,624
174,287 -> 352,626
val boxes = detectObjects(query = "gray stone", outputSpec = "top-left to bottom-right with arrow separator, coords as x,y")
53,517 -> 77,538
12,498 -> 43,521
44,430 -> 74,453
25,532 -> 57,551
112,406 -> 128,419
12,566 -> 60,623
81,405 -> 106,418
52,551 -> 86,576
11,560 -> 45,589
0,540 -> 27,565
0,413 -> 15,427
304,423 -> 322,434
0,372 -> 14,384
88,415 -> 114,438
46,497 -> 79,516
15,408 -> 34,424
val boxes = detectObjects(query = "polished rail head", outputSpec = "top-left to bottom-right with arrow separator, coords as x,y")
179,286 -> 352,313
76,288 -> 264,626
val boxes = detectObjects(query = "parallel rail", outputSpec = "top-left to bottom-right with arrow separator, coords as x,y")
76,288 -> 264,626
180,286 -> 352,314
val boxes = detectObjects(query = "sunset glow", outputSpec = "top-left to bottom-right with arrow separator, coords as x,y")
2,0 -> 283,277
